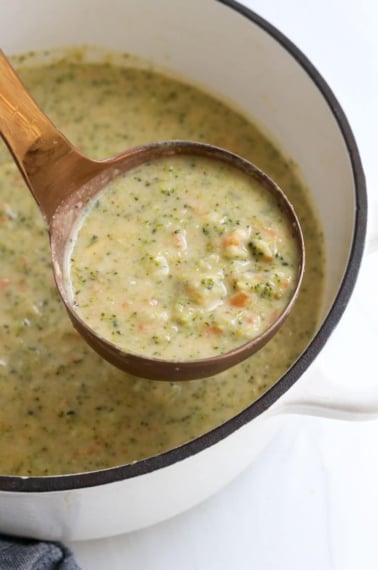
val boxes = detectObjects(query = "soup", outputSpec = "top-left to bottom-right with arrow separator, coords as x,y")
0,51 -> 324,476
68,154 -> 301,360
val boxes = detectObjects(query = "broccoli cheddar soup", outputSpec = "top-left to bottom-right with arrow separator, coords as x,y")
69,155 -> 301,360
0,51 -> 325,476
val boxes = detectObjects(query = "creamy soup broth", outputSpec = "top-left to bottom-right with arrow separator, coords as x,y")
0,52 -> 324,476
69,155 -> 301,360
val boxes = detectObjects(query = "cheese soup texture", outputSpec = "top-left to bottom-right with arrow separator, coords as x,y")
0,52 -> 325,476
69,155 -> 301,360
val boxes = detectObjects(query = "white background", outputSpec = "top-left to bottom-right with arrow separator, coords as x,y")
68,1 -> 378,568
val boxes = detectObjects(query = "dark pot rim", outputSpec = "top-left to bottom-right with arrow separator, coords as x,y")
0,0 -> 367,493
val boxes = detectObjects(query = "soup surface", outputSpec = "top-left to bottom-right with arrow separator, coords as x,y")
0,51 -> 324,476
69,155 -> 301,360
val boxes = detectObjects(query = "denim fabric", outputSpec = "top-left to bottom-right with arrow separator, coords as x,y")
0,535 -> 81,569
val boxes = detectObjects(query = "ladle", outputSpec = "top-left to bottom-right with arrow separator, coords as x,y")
0,49 -> 305,381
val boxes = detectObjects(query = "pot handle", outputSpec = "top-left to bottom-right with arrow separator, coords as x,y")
271,364 -> 378,421
272,204 -> 378,421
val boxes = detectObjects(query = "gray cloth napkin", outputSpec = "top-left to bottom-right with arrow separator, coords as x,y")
0,534 -> 81,570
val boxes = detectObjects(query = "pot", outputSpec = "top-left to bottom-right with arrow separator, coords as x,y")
0,0 -> 371,541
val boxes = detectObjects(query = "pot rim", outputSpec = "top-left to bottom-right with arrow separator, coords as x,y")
0,0 -> 367,493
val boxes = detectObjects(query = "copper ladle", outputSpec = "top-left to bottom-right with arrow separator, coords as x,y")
0,50 -> 305,381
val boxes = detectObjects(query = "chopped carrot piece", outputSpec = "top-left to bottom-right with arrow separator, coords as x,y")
138,321 -> 152,333
0,277 -> 10,291
204,324 -> 222,336
229,291 -> 251,307
222,233 -> 241,247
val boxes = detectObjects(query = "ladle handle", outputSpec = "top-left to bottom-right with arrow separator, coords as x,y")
0,50 -> 90,223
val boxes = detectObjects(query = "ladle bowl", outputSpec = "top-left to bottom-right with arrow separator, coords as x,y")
0,49 -> 305,381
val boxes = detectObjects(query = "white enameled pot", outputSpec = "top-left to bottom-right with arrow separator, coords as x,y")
0,0 -> 373,541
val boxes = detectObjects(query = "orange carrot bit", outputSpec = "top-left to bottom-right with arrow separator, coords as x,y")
0,277 -> 10,291
222,232 -> 241,247
229,291 -> 251,308
204,324 -> 222,336
137,321 -> 152,334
